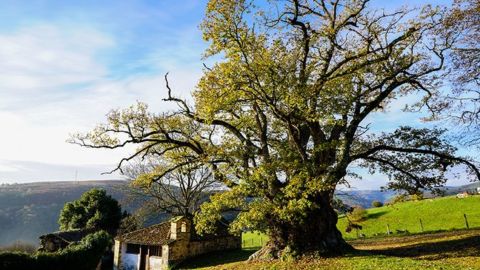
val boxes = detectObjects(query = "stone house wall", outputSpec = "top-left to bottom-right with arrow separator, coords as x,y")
186,236 -> 241,258
113,216 -> 241,270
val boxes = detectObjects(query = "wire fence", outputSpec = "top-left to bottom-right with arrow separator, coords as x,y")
343,212 -> 480,240
241,212 -> 480,248
242,234 -> 267,249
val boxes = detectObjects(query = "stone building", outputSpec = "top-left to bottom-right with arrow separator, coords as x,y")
38,229 -> 94,252
113,216 -> 241,270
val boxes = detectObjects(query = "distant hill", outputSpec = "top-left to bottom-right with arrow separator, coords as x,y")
335,189 -> 397,208
443,182 -> 480,195
0,180 -> 129,246
0,180 -> 477,246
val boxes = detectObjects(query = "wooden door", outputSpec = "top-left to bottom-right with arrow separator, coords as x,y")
139,245 -> 147,270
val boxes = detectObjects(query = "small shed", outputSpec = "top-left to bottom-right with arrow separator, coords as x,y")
38,228 -> 94,252
113,216 -> 241,270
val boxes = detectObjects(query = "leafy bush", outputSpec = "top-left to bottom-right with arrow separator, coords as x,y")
0,252 -> 36,270
372,201 -> 383,208
387,194 -> 408,205
0,231 -> 112,270
347,206 -> 367,222
410,193 -> 424,201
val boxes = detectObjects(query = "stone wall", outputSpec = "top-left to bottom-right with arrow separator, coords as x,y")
167,235 -> 241,266
187,235 -> 241,257
148,256 -> 163,270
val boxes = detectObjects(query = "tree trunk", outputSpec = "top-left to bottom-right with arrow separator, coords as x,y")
249,192 -> 352,260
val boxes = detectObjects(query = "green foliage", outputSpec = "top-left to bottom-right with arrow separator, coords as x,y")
363,127 -> 460,196
333,198 -> 352,214
0,231 -> 112,270
345,206 -> 367,235
58,189 -> 122,234
117,212 -> 141,235
410,193 -> 424,201
0,180 -> 127,246
347,206 -> 367,223
71,0 -> 480,254
387,194 -> 408,205
372,201 -> 383,208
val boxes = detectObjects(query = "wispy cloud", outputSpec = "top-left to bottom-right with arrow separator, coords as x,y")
0,20 -> 205,182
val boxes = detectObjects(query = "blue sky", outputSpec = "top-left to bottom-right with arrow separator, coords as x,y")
0,0 -> 466,189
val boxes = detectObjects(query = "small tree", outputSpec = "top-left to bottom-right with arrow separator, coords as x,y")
123,158 -> 218,221
387,194 -> 408,205
371,201 -> 383,208
58,189 -> 122,235
345,206 -> 367,237
116,212 -> 141,236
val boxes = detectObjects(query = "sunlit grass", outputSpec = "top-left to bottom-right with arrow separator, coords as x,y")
179,229 -> 480,270
178,195 -> 480,269
338,195 -> 480,239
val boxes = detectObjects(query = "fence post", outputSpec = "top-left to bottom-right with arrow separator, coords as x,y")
261,237 -> 263,246
251,238 -> 254,246
386,224 -> 391,235
419,218 -> 424,232
464,213 -> 470,229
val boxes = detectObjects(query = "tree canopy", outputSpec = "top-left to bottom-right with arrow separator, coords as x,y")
58,189 -> 122,235
123,159 -> 217,220
71,0 -> 480,258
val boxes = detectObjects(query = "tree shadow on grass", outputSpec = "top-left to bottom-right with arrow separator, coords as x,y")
357,235 -> 480,260
176,248 -> 258,269
176,233 -> 480,269
366,211 -> 388,220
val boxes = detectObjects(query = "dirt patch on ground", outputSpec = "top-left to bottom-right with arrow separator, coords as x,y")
350,229 -> 480,262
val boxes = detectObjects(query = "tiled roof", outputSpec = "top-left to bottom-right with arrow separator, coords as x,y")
119,220 -> 173,246
118,216 -> 237,246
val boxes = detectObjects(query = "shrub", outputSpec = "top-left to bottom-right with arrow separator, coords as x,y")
410,193 -> 424,201
372,201 -> 383,208
347,206 -> 367,222
0,231 -> 112,270
387,194 -> 408,205
0,252 -> 36,270
345,206 -> 367,237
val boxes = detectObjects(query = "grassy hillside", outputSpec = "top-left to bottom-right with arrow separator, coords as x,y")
338,195 -> 480,239
241,195 -> 480,247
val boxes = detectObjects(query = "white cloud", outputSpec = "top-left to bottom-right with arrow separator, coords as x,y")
0,25 -> 111,94
0,24 -> 204,182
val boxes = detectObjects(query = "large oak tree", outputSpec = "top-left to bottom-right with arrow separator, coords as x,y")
72,0 -> 480,258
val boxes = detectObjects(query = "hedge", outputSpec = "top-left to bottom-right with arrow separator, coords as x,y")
0,231 -> 112,270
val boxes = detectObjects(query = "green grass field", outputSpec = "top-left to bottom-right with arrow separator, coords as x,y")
338,195 -> 480,239
241,195 -> 480,247
179,229 -> 480,269
178,195 -> 480,269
